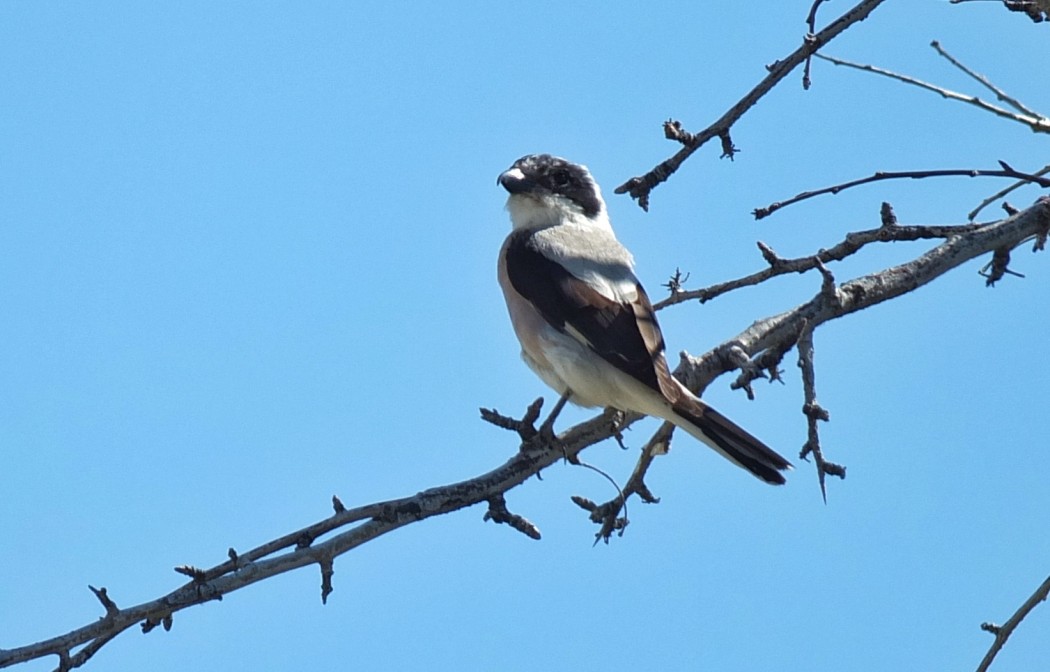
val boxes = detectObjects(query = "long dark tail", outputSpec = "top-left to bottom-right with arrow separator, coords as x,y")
669,396 -> 792,485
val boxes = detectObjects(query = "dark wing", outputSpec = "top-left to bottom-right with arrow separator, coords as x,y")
504,231 -> 678,399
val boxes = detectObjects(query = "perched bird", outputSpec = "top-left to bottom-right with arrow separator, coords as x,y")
496,154 -> 791,484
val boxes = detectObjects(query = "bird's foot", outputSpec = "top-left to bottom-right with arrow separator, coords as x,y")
602,407 -> 629,450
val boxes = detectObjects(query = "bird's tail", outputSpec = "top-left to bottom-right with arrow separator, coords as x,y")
661,394 -> 792,485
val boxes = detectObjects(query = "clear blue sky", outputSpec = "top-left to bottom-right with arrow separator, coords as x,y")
2,3 -> 1048,671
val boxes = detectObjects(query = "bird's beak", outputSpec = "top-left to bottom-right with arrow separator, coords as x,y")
498,167 -> 533,195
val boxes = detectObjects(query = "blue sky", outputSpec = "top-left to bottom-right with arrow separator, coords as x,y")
2,3 -> 1048,671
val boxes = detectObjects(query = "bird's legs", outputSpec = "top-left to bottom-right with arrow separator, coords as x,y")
537,391 -> 572,442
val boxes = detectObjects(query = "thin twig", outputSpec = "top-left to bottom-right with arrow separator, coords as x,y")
572,458 -> 630,545
815,52 -> 1050,133
574,423 -> 670,544
615,0 -> 889,210
796,319 -> 845,501
802,0 -> 833,89
754,164 -> 1050,220
968,164 -> 1050,221
975,574 -> 1050,672
929,40 -> 1040,117
655,221 -> 983,310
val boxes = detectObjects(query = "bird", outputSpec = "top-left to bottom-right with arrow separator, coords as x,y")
496,153 -> 791,485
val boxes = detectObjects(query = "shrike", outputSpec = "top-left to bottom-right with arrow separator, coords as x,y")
496,154 -> 790,484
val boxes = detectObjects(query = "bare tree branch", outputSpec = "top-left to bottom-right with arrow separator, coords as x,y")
614,0 -> 889,211
810,43 -> 1049,224
0,405 -> 621,670
951,0 -> 1050,23
654,214 -> 983,310
676,198 -> 1050,396
6,5 -> 1049,667
796,316 -> 844,501
4,196 -> 1047,670
976,574 -> 1050,672
564,198 -> 1049,535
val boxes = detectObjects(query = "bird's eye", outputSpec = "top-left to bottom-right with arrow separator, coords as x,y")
549,169 -> 572,188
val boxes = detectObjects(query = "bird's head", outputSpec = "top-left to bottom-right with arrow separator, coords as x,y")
498,154 -> 606,231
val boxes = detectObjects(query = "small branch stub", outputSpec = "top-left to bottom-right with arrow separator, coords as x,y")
662,267 -> 690,296
141,612 -> 173,634
570,495 -> 598,514
319,557 -> 335,605
484,494 -> 541,540
979,247 -> 1025,286
814,258 -> 839,304
88,586 -> 118,618
757,241 -> 783,267
174,565 -> 207,583
718,131 -> 738,160
664,119 -> 696,146
480,397 -> 545,442
880,201 -> 897,227
332,495 -> 346,514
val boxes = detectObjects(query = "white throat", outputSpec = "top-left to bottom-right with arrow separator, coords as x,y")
505,193 -> 609,233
